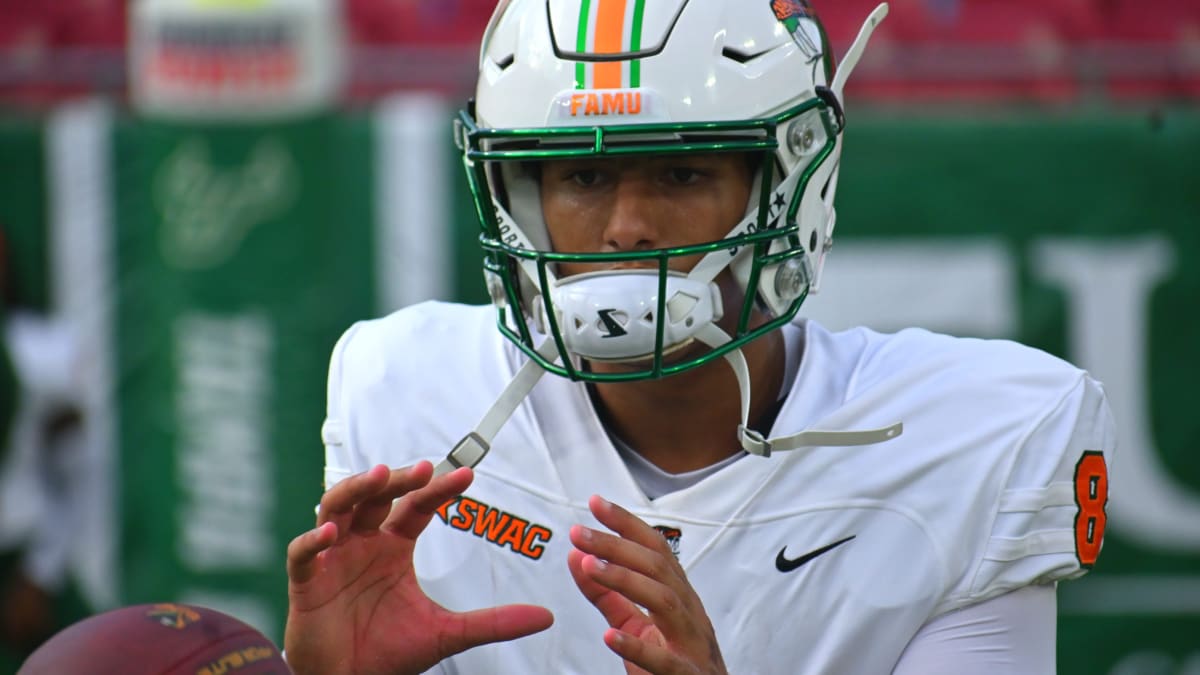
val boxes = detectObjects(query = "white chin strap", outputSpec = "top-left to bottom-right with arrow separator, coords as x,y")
692,322 -> 902,457
434,337 -> 560,476
434,317 -> 901,476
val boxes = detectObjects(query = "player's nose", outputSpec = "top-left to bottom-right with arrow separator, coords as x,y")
602,176 -> 660,255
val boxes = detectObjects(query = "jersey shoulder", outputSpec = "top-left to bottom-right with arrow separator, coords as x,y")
798,322 -> 1116,613
322,302 -> 516,485
334,302 -> 500,376
858,324 -> 1083,395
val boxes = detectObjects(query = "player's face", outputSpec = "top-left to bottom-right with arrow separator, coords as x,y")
539,153 -> 753,277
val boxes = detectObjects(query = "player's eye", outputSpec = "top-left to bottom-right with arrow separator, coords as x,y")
569,169 -> 601,187
667,166 -> 702,185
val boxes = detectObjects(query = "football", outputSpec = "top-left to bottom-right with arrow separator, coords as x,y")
18,603 -> 290,675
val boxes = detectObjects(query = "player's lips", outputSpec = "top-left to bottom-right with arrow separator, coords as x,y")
562,262 -> 699,276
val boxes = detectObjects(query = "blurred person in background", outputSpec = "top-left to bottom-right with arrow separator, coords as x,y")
0,223 -> 90,665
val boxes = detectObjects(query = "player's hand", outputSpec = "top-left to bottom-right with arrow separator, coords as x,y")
568,495 -> 728,675
284,461 -> 554,675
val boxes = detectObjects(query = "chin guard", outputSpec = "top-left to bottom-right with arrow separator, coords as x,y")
542,270 -> 723,362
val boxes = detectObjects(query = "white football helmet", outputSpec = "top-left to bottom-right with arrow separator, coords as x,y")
455,0 -> 888,380
437,0 -> 896,474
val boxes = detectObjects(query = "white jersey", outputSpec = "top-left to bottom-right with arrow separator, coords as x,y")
321,302 -> 1115,675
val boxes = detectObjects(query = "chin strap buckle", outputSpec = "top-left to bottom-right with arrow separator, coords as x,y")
434,432 -> 491,477
431,338 -> 560,477
739,425 -> 772,458
814,85 -> 845,132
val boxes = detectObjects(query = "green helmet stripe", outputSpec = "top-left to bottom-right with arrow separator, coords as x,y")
574,0 -> 648,89
575,0 -> 593,88
629,0 -> 646,86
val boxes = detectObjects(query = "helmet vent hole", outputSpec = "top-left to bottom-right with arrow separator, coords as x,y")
494,53 -> 515,71
641,311 -> 655,324
809,231 -> 818,252
721,46 -> 769,65
574,317 -> 585,331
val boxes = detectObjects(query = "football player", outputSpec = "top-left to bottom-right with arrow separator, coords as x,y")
285,1 -> 1115,673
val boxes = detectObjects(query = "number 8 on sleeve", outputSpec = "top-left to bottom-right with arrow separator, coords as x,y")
1074,451 -> 1109,567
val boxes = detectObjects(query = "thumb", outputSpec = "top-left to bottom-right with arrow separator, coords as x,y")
441,604 -> 554,655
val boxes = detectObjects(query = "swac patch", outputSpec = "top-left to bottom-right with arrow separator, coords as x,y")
435,496 -> 553,560
145,603 -> 201,630
654,525 -> 682,558
769,0 -> 824,62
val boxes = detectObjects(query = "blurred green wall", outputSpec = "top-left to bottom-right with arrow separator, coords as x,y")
1,102 -> 1197,674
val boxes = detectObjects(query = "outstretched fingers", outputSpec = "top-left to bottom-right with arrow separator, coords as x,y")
286,521 -> 338,586
572,495 -> 727,673
602,628 -> 694,675
567,546 -> 649,631
382,465 -> 475,539
573,499 -> 689,625
317,462 -> 447,534
289,461 -> 441,586
589,496 -> 686,580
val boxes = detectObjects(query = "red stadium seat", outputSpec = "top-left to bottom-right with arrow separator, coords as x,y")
813,0 -> 938,103
1043,0 -> 1107,43
48,0 -> 127,47
0,3 -> 60,105
3,0 -> 1196,106
1099,0 -> 1200,99
883,0 -> 1077,103
811,0 -> 1085,104
346,0 -> 493,46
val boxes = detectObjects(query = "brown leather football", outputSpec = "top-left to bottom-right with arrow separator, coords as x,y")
18,603 -> 290,675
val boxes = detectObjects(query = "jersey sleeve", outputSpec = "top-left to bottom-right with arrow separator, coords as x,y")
894,584 -> 1057,675
957,372 -> 1115,608
321,321 -> 366,491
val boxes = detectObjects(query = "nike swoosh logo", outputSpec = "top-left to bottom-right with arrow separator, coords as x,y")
775,535 -> 856,573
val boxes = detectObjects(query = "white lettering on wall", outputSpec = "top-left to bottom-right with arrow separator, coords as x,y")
1033,236 -> 1200,551
802,238 -> 1015,337
174,311 -> 275,569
